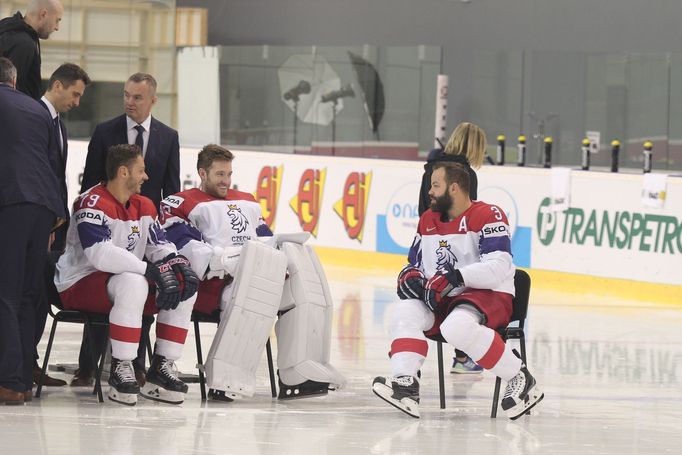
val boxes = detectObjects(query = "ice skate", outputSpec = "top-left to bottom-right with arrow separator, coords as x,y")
278,379 -> 329,400
108,358 -> 139,406
501,364 -> 543,420
140,354 -> 188,404
372,375 -> 420,418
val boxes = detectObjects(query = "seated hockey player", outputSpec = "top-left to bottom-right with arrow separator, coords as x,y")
159,144 -> 344,402
54,144 -> 199,406
372,162 -> 543,419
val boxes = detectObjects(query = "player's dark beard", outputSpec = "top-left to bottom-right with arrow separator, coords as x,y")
430,192 -> 452,214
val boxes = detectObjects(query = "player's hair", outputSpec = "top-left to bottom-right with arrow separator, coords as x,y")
197,144 -> 234,171
105,144 -> 143,181
443,122 -> 487,169
48,63 -> 91,90
0,57 -> 17,84
127,72 -> 157,96
432,162 -> 471,196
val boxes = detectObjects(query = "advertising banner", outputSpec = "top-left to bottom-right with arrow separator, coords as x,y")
65,142 -> 682,285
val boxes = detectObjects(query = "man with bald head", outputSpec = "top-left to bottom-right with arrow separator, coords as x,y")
0,0 -> 64,99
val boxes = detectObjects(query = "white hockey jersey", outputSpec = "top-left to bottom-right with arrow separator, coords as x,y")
159,188 -> 273,277
54,183 -> 177,292
408,201 -> 515,296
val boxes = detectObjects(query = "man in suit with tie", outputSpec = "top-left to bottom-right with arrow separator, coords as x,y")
75,72 -> 180,386
33,63 -> 90,388
0,57 -> 64,404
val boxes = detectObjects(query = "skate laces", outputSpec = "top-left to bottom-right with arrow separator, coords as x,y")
503,370 -> 527,399
394,375 -> 416,387
159,357 -> 179,380
114,360 -> 136,383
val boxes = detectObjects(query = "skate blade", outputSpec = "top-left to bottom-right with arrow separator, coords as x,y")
507,388 -> 544,420
139,383 -> 185,405
108,389 -> 137,406
372,382 -> 420,419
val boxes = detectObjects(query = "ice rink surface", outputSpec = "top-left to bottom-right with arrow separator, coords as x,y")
1,264 -> 681,454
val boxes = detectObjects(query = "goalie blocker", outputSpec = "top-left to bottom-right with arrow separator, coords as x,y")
202,235 -> 345,400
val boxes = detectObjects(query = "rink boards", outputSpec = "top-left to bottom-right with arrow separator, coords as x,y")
64,141 -> 682,302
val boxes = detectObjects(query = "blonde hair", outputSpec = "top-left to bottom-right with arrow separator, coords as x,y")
443,122 -> 486,169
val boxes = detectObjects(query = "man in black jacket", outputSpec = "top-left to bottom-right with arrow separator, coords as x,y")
33,63 -> 90,388
0,57 -> 64,404
0,0 -> 63,99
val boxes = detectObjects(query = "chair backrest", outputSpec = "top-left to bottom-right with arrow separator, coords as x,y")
510,269 -> 531,323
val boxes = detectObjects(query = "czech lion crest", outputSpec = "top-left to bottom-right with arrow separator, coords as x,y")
435,239 -> 457,270
227,204 -> 249,233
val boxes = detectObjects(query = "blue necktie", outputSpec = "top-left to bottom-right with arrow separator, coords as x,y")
134,124 -> 145,154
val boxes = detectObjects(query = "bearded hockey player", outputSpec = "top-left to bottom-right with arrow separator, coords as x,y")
159,144 -> 344,402
54,144 -> 199,406
372,162 -> 543,419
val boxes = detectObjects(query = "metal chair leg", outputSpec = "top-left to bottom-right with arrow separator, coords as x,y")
35,317 -> 59,398
194,320 -> 206,401
437,341 -> 446,409
266,338 -> 277,398
95,333 -> 109,404
86,320 -> 105,403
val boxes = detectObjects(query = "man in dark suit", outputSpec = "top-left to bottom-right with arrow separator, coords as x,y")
0,57 -> 64,404
75,72 -> 180,386
33,63 -> 90,388
0,0 -> 63,99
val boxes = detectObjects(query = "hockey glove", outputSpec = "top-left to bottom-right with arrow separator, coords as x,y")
166,254 -> 200,301
145,256 -> 181,310
396,265 -> 426,300
423,263 -> 464,312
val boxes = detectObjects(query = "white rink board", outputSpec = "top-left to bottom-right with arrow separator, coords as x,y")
65,141 -> 682,285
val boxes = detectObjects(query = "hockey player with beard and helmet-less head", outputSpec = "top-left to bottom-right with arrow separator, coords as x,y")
372,162 -> 543,419
159,144 -> 344,403
54,144 -> 199,406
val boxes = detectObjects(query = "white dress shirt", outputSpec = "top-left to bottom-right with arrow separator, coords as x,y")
126,115 -> 152,157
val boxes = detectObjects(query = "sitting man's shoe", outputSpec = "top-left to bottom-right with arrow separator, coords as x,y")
450,356 -> 484,374
134,368 -> 146,387
33,366 -> 67,387
70,369 -> 94,387
0,386 -> 24,405
23,390 -> 33,402
207,388 -> 234,402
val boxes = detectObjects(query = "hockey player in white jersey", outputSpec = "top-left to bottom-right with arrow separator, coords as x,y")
372,162 -> 543,419
54,144 -> 200,406
159,144 -> 344,402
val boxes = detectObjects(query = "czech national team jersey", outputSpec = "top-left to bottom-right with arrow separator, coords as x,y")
159,188 -> 273,277
408,201 -> 515,296
55,183 -> 177,292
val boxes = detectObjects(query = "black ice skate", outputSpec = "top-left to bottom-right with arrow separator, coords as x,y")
108,358 -> 140,406
501,363 -> 544,420
207,388 -> 235,402
372,375 -> 420,418
140,354 -> 188,405
277,379 -> 329,400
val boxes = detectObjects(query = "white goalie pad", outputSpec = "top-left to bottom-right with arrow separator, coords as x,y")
204,240 -> 288,397
275,243 -> 346,389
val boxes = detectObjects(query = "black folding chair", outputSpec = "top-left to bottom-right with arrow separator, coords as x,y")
429,269 -> 531,418
36,252 -> 153,403
192,310 -> 277,401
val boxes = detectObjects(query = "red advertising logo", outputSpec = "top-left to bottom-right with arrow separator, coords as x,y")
255,165 -> 282,230
333,172 -> 372,242
290,168 -> 326,237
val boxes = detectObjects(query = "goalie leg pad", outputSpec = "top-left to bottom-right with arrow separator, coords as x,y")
204,241 -> 288,398
275,243 -> 346,389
